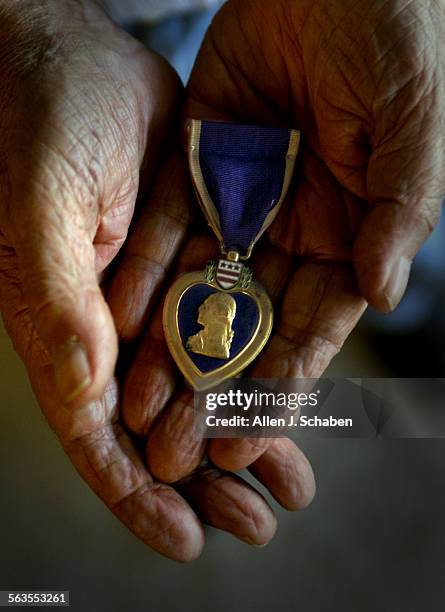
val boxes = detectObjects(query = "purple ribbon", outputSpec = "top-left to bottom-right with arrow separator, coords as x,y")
198,121 -> 294,253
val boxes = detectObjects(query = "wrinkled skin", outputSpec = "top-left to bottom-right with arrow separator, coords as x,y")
108,0 -> 445,480
0,0 -> 316,561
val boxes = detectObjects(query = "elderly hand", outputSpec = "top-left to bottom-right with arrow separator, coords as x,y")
110,0 -> 444,483
0,0 -> 312,561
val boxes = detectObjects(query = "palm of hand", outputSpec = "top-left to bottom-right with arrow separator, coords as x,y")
111,0 -> 444,480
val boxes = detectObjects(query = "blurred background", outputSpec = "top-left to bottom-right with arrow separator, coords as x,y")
1,2 -> 445,610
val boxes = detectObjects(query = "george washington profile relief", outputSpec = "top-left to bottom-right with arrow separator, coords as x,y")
186,292 -> 237,359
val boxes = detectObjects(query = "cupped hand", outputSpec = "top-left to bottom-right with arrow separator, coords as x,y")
0,0 -> 310,560
109,0 -> 445,482
0,0 -> 181,406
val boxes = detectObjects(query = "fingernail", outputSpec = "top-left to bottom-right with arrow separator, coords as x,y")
53,336 -> 91,404
242,537 -> 269,548
383,256 -> 411,311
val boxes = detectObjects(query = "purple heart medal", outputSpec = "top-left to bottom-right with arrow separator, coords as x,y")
163,120 -> 300,390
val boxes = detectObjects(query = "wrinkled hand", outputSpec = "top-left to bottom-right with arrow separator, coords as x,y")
0,0 -> 313,561
110,0 -> 445,482
0,0 -> 178,405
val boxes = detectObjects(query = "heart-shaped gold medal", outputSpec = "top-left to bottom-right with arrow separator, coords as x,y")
163,260 -> 273,391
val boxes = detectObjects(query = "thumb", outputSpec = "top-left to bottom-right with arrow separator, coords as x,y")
11,201 -> 118,409
354,99 -> 445,313
353,198 -> 442,313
